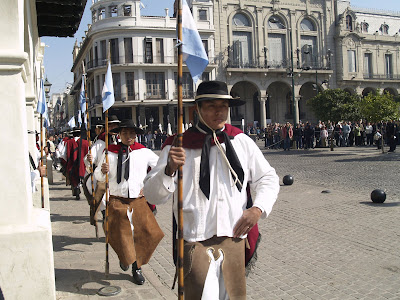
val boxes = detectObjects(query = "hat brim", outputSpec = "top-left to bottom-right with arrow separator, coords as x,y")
195,96 -> 245,107
111,126 -> 144,135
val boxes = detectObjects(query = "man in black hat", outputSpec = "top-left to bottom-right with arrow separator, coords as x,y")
83,116 -> 120,218
143,81 -> 279,299
94,119 -> 163,285
62,127 -> 89,199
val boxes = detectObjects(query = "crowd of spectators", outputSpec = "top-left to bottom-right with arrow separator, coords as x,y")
247,120 -> 399,152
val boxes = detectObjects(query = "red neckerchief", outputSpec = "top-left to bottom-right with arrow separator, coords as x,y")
108,142 -> 145,154
162,123 -> 243,149
98,132 -> 106,141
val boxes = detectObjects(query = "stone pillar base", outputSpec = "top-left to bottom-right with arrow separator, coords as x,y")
0,208 -> 56,299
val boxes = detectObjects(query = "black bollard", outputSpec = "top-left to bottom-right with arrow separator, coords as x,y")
371,189 -> 386,203
283,175 -> 294,185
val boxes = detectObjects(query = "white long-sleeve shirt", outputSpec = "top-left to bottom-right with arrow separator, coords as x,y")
94,146 -> 159,199
143,132 -> 280,242
84,139 -> 105,169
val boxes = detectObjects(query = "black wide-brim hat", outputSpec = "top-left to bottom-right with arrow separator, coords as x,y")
111,119 -> 144,135
195,81 -> 245,107
108,115 -> 121,124
72,127 -> 81,133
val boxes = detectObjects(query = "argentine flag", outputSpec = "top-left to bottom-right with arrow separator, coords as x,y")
102,62 -> 115,112
77,110 -> 82,126
68,116 -> 76,128
181,0 -> 209,83
80,75 -> 86,114
37,78 -> 50,128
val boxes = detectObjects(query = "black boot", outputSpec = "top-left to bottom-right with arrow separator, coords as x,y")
132,261 -> 145,285
120,261 -> 129,272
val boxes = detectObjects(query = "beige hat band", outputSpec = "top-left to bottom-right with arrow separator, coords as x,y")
195,94 -> 233,100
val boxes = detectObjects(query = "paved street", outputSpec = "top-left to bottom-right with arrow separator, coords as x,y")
51,144 -> 400,299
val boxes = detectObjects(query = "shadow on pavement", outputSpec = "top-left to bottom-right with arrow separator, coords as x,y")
336,153 -> 400,163
51,213 -> 90,223
359,201 -> 400,207
55,268 -> 131,296
52,235 -> 104,252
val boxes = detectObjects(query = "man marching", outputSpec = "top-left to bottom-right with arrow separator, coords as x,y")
63,127 -> 89,199
94,119 -> 163,285
83,116 -> 120,225
143,81 -> 280,299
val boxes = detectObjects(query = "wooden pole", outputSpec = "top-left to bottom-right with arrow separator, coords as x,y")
82,62 -> 98,238
104,110 -> 110,277
104,43 -> 111,277
40,115 -> 45,208
177,1 -> 184,298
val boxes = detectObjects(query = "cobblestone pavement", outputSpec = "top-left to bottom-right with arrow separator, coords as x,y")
51,144 -> 400,299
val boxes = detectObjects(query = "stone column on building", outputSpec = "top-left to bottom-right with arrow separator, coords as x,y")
260,92 -> 267,129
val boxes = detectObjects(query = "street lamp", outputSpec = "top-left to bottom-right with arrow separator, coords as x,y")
304,45 -> 319,97
270,16 -> 299,125
44,77 -> 52,99
149,116 -> 154,133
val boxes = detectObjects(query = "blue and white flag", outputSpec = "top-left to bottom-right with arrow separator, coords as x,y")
181,0 -> 209,83
77,110 -> 82,126
102,62 -> 115,112
80,75 -> 86,114
37,78 -> 50,128
68,116 -> 76,128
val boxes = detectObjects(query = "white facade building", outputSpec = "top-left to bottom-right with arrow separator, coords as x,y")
71,0 -> 216,132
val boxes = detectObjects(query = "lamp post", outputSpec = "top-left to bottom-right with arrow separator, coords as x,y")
44,77 -> 52,132
289,29 -> 298,125
149,115 -> 154,133
269,16 -> 298,125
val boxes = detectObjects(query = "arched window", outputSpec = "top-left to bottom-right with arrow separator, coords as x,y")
231,13 -> 253,67
301,19 -> 315,31
346,15 -> 353,31
268,16 -> 285,29
233,13 -> 250,27
267,16 -> 287,68
300,18 -> 318,68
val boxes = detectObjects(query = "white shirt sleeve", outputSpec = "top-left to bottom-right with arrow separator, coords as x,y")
241,135 -> 280,218
143,145 -> 176,205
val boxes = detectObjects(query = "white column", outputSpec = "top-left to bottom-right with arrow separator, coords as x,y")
0,1 -> 55,299
260,99 -> 266,129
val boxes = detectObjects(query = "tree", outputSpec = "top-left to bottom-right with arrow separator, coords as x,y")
359,90 -> 400,123
307,89 -> 361,123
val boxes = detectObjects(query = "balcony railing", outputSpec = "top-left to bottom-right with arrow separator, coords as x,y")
173,91 -> 194,99
227,58 -> 331,70
363,73 -> 400,80
87,55 -> 217,70
89,93 -> 136,107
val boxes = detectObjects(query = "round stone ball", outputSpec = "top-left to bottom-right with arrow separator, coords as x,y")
371,189 -> 386,203
283,175 -> 294,185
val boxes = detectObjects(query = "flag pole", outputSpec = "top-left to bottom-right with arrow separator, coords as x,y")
82,63 -> 98,238
177,0 -> 184,298
40,115 -> 45,208
104,44 -> 111,278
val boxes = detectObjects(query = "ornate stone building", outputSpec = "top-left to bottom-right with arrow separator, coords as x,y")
213,0 -> 336,127
335,0 -> 400,97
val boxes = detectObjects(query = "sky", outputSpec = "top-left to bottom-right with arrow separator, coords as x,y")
42,0 -> 400,95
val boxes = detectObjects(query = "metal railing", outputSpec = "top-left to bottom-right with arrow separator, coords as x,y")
86,55 -> 217,70
227,58 -> 331,70
363,73 -> 400,80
